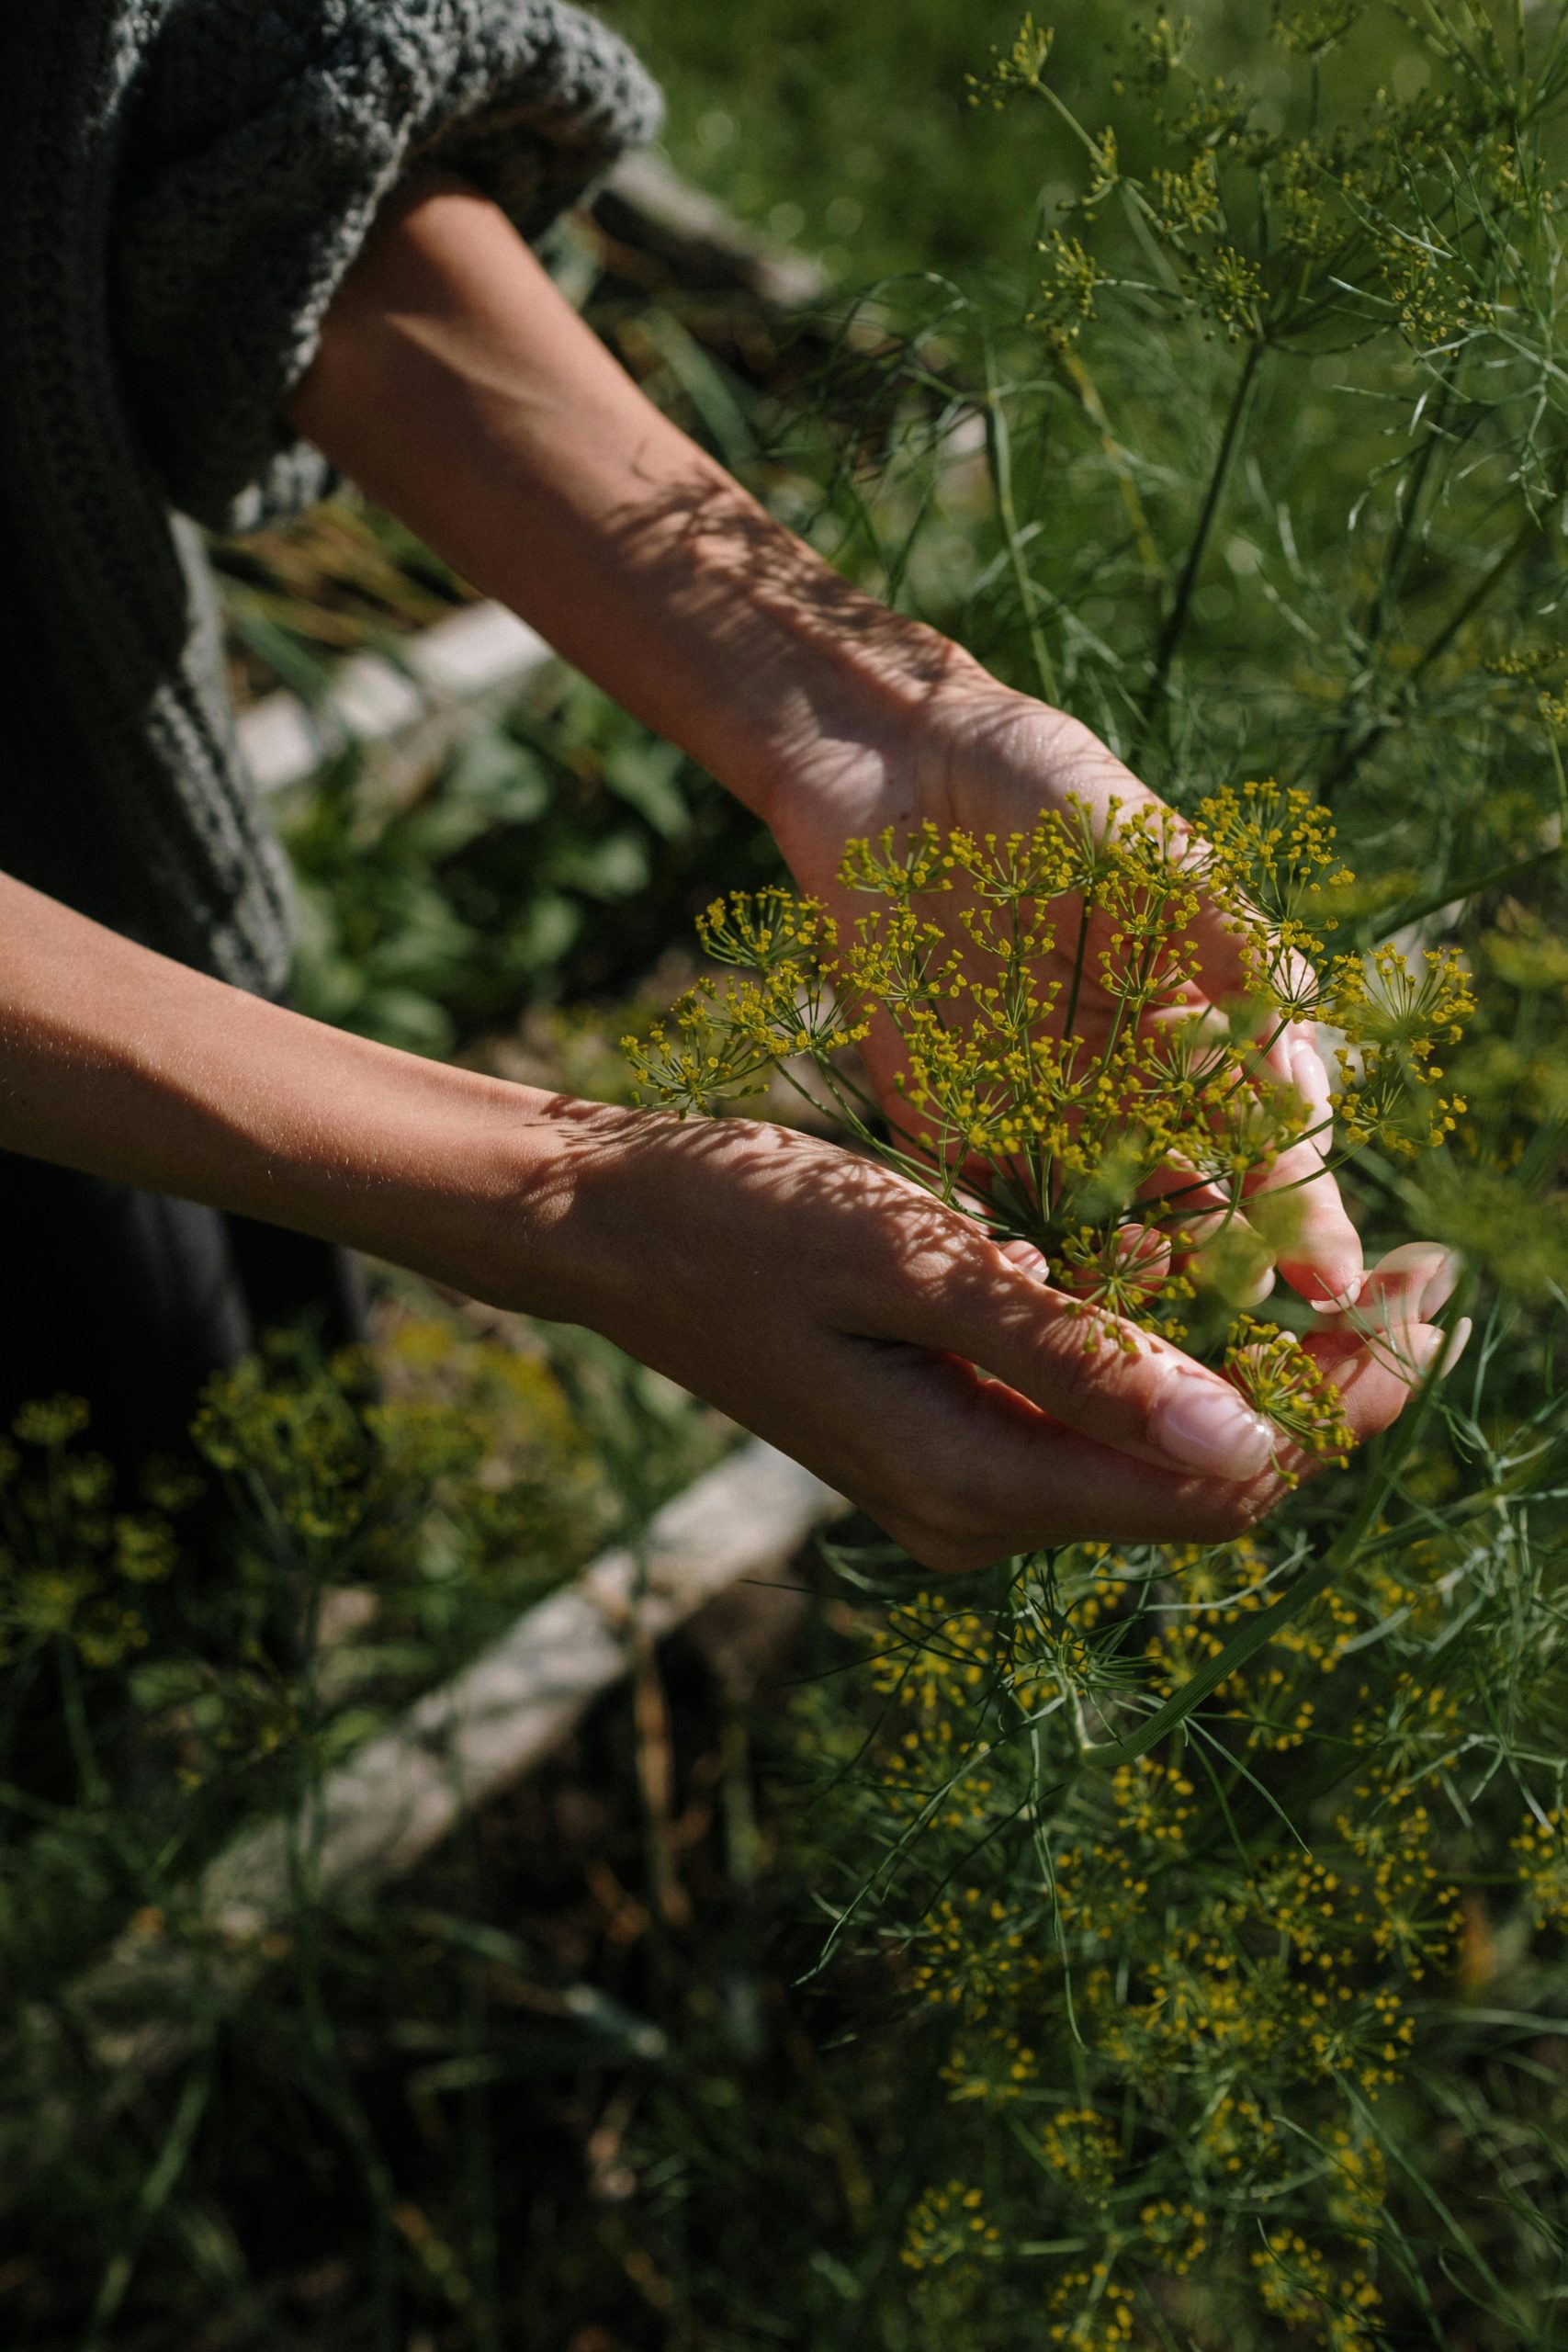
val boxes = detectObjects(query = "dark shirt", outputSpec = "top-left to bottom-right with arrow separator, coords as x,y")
0,0 -> 660,989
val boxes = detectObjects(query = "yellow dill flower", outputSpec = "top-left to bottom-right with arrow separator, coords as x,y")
900,2177 -> 1003,2268
1512,1808 -> 1568,1928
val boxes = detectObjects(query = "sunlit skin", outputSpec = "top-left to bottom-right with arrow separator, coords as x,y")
0,175 -> 1450,1570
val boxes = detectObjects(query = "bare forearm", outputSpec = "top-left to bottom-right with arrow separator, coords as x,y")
288,176 -> 976,822
0,872 -> 585,1309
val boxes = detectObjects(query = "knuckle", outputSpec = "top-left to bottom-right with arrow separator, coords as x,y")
1034,1315 -> 1146,1431
877,1450 -> 1001,1571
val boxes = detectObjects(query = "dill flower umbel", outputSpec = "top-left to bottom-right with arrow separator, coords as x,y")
629,782 -> 1469,1464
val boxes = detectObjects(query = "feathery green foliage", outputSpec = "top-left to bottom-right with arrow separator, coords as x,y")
720,6 -> 1568,2343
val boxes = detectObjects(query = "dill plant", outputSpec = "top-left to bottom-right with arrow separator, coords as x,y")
630,6 -> 1568,2346
5,6 -> 1568,2342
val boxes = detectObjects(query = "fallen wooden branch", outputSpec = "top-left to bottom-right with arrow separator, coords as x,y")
57,1440 -> 842,2074
588,150 -> 829,312
238,597 -> 555,794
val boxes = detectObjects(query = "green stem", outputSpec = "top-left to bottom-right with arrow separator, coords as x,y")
1317,511 -> 1539,804
1366,834 -> 1566,944
984,344 -> 1058,702
85,2065 -> 214,2345
1409,512 -> 1539,682
1138,337 -> 1265,739
1369,372 -> 1456,653
57,1639 -> 107,1808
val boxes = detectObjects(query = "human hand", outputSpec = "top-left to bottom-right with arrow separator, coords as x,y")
763,662 -> 1362,1316
534,1103 -> 1452,1573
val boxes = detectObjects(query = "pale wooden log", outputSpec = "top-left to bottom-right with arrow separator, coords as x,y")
62,1440 -> 841,2062
239,601 -> 555,793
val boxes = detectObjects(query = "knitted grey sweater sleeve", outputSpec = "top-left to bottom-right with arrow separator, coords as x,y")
115,0 -> 663,533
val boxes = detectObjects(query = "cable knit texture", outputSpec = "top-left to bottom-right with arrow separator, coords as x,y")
0,2 -> 660,992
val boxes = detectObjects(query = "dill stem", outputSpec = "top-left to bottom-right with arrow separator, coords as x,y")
985,343 -> 1058,703
1318,510 -> 1538,804
1365,832 -> 1566,944
57,1638 -> 106,1808
1137,335 -> 1266,740
1062,896 -> 1092,1045
1051,346 -> 1165,583
1409,509 -> 1538,681
1370,371 -> 1456,653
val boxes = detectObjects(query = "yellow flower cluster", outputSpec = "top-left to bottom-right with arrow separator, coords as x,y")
1045,2266 -> 1135,2349
1253,2229 -> 1382,2349
1511,1808 -> 1568,1928
851,1523 -> 1475,2342
630,786 -> 1470,1464
0,1324 -> 603,1784
1040,2106 -> 1119,2203
0,1396 -> 186,1671
900,2177 -> 1001,2268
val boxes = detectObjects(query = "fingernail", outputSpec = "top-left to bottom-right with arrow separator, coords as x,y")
1367,1242 -> 1461,1320
1356,1251 -> 1461,1333
1237,1262 -> 1277,1307
1001,1239 -> 1051,1283
1419,1251 -> 1462,1321
1394,1325 -> 1458,1381
1306,1271 -> 1365,1317
1149,1371 -> 1276,1480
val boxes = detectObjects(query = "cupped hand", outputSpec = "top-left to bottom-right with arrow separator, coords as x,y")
545,1105 -> 1450,1575
766,666 -> 1362,1313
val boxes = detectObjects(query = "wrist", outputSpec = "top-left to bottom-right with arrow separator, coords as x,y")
734,621 -> 1004,886
0,868 -> 667,1339
744,616 -> 985,814
366,1080 -> 698,1348
434,1092 -> 651,1329
267,1056 -> 639,1329
598,488 -> 993,836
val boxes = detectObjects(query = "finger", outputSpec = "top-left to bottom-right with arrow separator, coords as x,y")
1048,1222 -> 1174,1300
855,1346 -> 1283,1563
1128,1156 -> 1278,1308
1150,1306 -> 1445,1535
1163,1203 -> 1278,1308
1136,1001 -> 1359,1306
1322,1242 -> 1461,1329
874,1235 -> 1279,1485
1247,1029 -> 1364,1308
1133,1157 -> 1233,1229
858,1306 -> 1434,1568
1115,1223 -> 1172,1295
1179,860 -> 1318,1060
1299,1314 -> 1445,1435
1249,1148 -> 1362,1308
